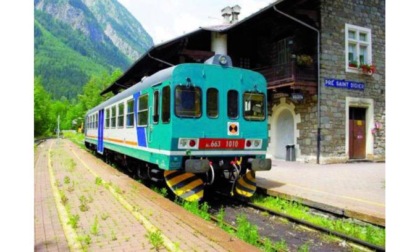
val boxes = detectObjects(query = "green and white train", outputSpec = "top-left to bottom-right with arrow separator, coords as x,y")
85,55 -> 271,201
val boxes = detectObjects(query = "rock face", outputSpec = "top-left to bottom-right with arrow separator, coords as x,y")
35,0 -> 153,62
34,0 -> 154,99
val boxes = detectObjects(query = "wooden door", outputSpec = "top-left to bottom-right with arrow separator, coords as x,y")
349,107 -> 366,159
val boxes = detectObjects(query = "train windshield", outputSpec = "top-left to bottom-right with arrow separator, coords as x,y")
175,85 -> 202,118
243,92 -> 265,121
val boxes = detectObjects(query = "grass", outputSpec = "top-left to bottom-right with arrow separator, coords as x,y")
236,214 -> 259,246
63,131 -> 86,149
251,193 -> 386,247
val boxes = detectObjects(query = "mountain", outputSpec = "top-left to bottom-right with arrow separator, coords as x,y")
34,0 -> 154,99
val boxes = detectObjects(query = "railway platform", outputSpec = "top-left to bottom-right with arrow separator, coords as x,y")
256,158 -> 385,227
34,139 -> 260,252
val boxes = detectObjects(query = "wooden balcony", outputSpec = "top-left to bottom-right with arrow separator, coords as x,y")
254,62 -> 317,94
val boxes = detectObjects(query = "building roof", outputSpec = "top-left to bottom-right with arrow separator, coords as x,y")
101,0 -> 287,95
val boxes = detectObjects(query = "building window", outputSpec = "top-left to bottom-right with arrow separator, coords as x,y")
345,24 -> 372,72
162,86 -> 170,123
137,94 -> 148,127
207,88 -> 218,118
111,106 -> 116,128
118,102 -> 124,128
126,99 -> 134,127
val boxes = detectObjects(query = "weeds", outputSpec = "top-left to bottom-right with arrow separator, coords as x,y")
101,212 -> 109,220
297,242 -> 310,252
181,200 -> 210,220
63,176 -> 71,184
68,214 -> 80,229
59,190 -> 68,205
90,216 -> 99,236
111,230 -> 117,241
95,177 -> 103,185
146,230 -> 164,250
67,181 -> 75,192
77,234 -> 91,251
251,193 -> 386,247
216,207 -> 226,227
236,214 -> 259,246
79,195 -> 90,212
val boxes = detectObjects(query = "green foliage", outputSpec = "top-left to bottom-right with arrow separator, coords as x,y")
251,193 -> 386,247
68,213 -> 80,229
146,230 -> 164,250
33,70 -> 122,136
236,214 -> 260,246
34,77 -> 52,136
34,9 -> 130,100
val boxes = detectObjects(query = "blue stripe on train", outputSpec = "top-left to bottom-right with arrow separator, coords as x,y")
133,92 -> 147,147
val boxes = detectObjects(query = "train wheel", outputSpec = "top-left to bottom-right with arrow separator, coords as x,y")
164,170 -> 204,201
234,171 -> 256,198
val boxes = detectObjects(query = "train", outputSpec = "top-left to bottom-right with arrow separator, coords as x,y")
84,54 -> 271,201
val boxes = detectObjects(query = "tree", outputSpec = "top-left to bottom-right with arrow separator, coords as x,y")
34,77 -> 52,137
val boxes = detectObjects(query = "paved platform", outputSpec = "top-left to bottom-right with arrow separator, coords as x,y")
256,159 -> 385,227
34,139 -> 260,251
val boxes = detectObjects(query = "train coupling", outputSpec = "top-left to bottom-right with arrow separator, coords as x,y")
248,158 -> 272,171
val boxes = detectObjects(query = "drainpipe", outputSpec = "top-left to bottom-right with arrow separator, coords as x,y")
273,5 -> 321,164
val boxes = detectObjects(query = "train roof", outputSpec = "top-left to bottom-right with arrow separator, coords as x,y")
86,66 -> 175,115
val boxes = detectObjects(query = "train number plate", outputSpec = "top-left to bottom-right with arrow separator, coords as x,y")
199,138 -> 245,149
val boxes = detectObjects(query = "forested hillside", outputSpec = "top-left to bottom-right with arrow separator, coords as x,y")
34,0 -> 153,99
34,0 -> 154,136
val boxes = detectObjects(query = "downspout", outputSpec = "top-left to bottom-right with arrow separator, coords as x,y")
273,6 -> 322,164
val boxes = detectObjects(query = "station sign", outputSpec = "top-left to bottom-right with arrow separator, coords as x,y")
324,78 -> 365,91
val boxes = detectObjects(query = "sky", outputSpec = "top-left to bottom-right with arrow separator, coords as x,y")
117,0 -> 276,44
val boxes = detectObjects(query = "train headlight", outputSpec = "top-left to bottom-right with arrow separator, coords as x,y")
219,55 -> 228,65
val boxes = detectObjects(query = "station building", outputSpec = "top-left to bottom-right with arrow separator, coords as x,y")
102,0 -> 385,164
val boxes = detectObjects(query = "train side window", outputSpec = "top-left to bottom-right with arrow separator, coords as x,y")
111,106 -> 116,128
118,102 -> 124,128
137,94 -> 148,127
95,113 -> 98,129
243,92 -> 265,121
153,90 -> 159,123
126,99 -> 134,127
162,86 -> 170,123
175,85 -> 202,118
105,108 -> 110,128
207,88 -> 218,118
227,90 -> 239,119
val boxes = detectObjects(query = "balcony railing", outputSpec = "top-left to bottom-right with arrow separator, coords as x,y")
254,61 -> 317,89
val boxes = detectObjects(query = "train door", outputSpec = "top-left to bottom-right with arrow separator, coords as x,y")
149,89 -> 160,143
349,107 -> 366,159
97,109 -> 104,154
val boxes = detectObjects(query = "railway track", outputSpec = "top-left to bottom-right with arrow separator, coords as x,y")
205,191 -> 385,252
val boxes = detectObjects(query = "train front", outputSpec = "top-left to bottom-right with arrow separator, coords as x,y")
164,55 -> 272,201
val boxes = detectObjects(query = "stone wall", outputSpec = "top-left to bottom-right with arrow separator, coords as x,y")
319,0 -> 386,162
